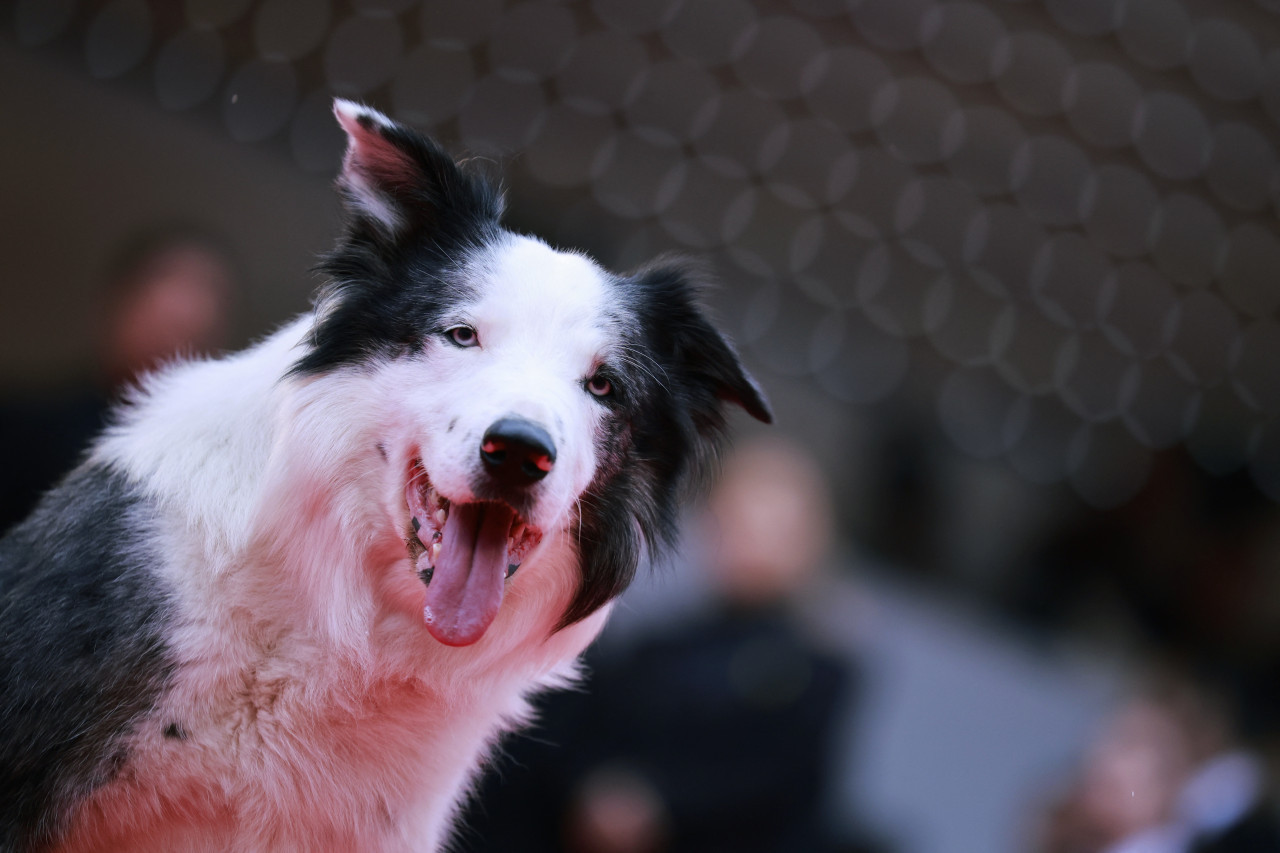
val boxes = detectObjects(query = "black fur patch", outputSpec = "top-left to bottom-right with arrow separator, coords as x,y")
0,464 -> 175,852
291,123 -> 504,377
559,259 -> 771,629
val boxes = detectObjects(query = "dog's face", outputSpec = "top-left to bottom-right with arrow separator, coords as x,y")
291,101 -> 770,647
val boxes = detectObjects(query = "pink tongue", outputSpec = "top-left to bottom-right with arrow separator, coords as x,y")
423,502 -> 513,646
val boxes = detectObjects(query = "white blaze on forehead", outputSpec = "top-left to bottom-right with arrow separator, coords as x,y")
467,235 -> 615,357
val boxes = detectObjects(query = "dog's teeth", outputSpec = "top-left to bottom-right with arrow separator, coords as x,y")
435,508 -> 448,526
512,522 -> 526,540
430,542 -> 441,563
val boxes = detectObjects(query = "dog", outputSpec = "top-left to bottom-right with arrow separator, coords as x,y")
0,99 -> 770,852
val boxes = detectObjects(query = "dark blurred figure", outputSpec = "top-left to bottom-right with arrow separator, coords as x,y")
461,437 -> 864,853
1033,672 -> 1280,853
0,227 -> 235,532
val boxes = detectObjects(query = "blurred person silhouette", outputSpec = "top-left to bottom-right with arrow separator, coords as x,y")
460,436 -> 864,853
0,226 -> 235,532
1033,672 -> 1280,853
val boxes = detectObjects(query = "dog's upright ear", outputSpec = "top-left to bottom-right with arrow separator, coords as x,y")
332,99 -> 503,243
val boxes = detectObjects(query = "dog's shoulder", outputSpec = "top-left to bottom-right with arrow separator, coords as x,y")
0,463 -> 175,851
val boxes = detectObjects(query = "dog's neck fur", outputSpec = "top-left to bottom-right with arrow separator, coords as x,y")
71,320 -> 610,852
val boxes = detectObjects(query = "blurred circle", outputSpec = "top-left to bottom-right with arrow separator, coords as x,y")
726,197 -> 810,277
1165,290 -> 1239,387
1005,395 -> 1080,484
1010,136 -> 1091,227
555,31 -> 648,116
625,59 -> 720,147
490,2 -> 576,83
1206,122 -> 1277,212
1045,0 -> 1118,36
694,89 -> 789,178
1185,384 -> 1256,475
185,0 -> 252,29
946,106 -> 1025,196
324,15 -> 403,96
831,147 -> 915,239
856,241 -> 944,337
966,203 -> 1047,298
420,0 -> 502,48
1263,51 -> 1280,129
1080,164 -> 1159,258
992,304 -> 1071,393
658,160 -> 749,249
938,367 -> 1022,459
254,0 -> 329,61
764,119 -> 857,209
1055,331 -> 1135,422
813,310 -> 911,404
1220,222 -> 1280,318
458,76 -> 547,154
525,105 -> 615,188
1233,320 -> 1280,414
290,88 -> 347,172
871,77 -> 966,165
1032,232 -> 1112,329
787,0 -> 855,17
924,269 -> 1008,366
1121,358 -> 1200,448
155,28 -> 225,111
353,0 -> 415,13
85,0 -> 152,80
663,0 -> 755,66
14,0 -> 76,46
733,15 -> 827,100
920,2 -> 1006,85
790,216 -> 877,307
391,44 -> 473,127
592,130 -> 687,219
1116,0 -> 1190,70
894,175 -> 981,268
804,47 -> 891,137
992,32 -> 1072,117
1062,62 -> 1142,149
853,0 -> 938,52
1188,18 -> 1262,102
1149,192 -> 1225,289
1067,423 -> 1152,509
742,281 -> 826,378
1250,421 -> 1280,503
1099,262 -> 1177,359
1132,92 -> 1211,180
592,0 -> 685,35
223,59 -> 297,143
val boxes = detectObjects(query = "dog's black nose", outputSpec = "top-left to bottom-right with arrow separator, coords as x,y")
480,418 -> 556,486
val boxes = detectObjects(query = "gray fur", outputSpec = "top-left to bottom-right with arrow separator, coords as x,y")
0,463 -> 175,852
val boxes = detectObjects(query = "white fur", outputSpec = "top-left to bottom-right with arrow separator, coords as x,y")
64,236 -> 621,851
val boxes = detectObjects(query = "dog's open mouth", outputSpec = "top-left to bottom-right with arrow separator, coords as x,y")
405,460 -> 542,646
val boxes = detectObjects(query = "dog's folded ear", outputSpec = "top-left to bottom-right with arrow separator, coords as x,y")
633,261 -> 773,428
332,99 -> 502,241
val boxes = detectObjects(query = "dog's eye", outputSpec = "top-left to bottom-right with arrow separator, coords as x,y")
445,326 -> 479,348
585,374 -> 613,398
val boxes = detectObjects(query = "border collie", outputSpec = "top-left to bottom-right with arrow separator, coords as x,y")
0,100 -> 770,852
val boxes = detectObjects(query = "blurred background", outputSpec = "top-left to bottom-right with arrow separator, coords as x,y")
2,0 -> 1280,851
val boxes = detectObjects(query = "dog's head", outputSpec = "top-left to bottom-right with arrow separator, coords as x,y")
291,100 -> 770,647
